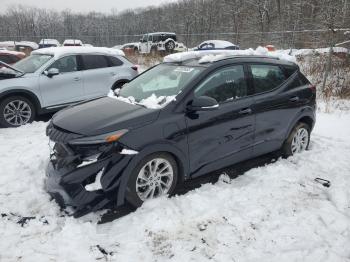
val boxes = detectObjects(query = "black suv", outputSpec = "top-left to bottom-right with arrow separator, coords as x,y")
46,54 -> 316,217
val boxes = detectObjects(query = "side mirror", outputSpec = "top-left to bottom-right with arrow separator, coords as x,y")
45,68 -> 59,78
187,96 -> 219,111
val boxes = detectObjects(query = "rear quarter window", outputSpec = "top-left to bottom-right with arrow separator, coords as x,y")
250,64 -> 286,94
82,55 -> 109,70
107,56 -> 123,67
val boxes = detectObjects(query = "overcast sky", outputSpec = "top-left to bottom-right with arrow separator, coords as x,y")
1,0 -> 177,13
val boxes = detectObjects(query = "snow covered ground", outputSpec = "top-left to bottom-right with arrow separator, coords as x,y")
0,101 -> 350,262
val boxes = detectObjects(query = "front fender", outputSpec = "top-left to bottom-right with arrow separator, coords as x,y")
102,141 -> 189,207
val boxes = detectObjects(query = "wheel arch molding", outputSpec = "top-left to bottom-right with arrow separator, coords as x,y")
284,107 -> 315,140
0,89 -> 41,113
107,142 -> 189,207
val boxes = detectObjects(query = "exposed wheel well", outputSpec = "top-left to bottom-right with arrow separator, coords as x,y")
0,91 -> 40,114
298,116 -> 314,130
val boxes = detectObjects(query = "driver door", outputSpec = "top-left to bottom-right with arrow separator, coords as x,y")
39,55 -> 84,107
185,65 -> 255,178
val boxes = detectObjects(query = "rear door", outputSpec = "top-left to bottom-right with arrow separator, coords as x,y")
185,65 -> 255,177
80,55 -> 114,99
249,63 -> 311,156
39,55 -> 84,107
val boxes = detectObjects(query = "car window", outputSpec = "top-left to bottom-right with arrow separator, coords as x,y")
48,55 -> 77,73
14,54 -> 52,73
251,64 -> 286,94
107,56 -> 123,67
194,65 -> 248,103
82,55 -> 109,70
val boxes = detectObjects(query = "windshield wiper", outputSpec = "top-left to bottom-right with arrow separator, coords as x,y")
0,61 -> 25,76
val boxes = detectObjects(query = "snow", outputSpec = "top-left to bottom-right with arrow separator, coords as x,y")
39,39 -> 60,46
32,46 -> 125,58
0,41 -> 39,50
198,40 -> 238,49
108,90 -> 176,109
0,102 -> 350,261
120,149 -> 139,155
278,47 -> 349,56
164,46 -> 297,63
63,39 -> 83,46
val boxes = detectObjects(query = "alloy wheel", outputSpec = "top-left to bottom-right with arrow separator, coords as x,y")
291,127 -> 309,154
136,158 -> 174,201
3,100 -> 32,126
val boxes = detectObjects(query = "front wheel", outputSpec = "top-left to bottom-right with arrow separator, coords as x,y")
126,153 -> 178,207
282,122 -> 310,157
0,96 -> 35,127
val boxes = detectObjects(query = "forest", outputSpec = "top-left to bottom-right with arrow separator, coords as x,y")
0,0 -> 349,48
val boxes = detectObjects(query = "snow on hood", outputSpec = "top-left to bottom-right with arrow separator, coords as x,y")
108,90 -> 176,109
164,46 -> 297,63
32,46 -> 125,58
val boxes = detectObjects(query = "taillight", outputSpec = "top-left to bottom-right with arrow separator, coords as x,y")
131,65 -> 139,72
309,84 -> 316,93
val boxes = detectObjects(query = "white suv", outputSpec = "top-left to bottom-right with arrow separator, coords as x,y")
139,32 -> 184,55
0,47 -> 138,127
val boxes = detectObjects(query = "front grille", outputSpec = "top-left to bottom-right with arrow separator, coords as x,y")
47,122 -> 83,143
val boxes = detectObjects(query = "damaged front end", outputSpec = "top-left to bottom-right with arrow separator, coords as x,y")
45,121 -> 137,218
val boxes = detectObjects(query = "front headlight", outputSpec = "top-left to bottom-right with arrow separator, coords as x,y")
68,129 -> 128,145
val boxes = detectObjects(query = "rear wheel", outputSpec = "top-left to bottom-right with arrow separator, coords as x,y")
282,122 -> 310,157
165,41 -> 175,53
0,96 -> 35,127
126,153 -> 178,207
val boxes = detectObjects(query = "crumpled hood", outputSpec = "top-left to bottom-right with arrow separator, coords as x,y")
52,96 -> 160,136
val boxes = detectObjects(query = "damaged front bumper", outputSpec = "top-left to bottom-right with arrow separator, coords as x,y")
45,126 -> 137,218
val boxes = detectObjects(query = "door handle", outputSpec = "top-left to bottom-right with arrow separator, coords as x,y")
73,77 -> 81,81
238,108 -> 252,115
110,72 -> 116,76
289,96 -> 300,102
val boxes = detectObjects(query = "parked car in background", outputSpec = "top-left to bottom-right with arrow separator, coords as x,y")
195,40 -> 239,51
63,39 -> 83,46
45,51 -> 316,217
120,43 -> 140,56
0,50 -> 25,66
39,39 -> 60,49
0,47 -> 138,127
0,41 -> 38,56
139,32 -> 184,55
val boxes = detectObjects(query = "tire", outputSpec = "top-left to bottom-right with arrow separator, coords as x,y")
126,152 -> 178,208
165,41 -> 175,53
0,96 -> 36,128
282,122 -> 310,157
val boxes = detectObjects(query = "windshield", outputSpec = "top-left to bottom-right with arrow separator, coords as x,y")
119,64 -> 204,106
14,54 -> 52,73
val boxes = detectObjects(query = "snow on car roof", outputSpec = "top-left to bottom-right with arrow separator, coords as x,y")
39,39 -> 60,45
0,41 -> 38,49
32,46 -> 125,58
164,46 -> 297,64
146,32 -> 176,35
199,40 -> 238,49
63,39 -> 83,45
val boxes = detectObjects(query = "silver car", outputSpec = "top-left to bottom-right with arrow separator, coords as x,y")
0,47 -> 138,127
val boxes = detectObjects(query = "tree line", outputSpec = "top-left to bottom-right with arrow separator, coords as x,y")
0,0 -> 349,49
